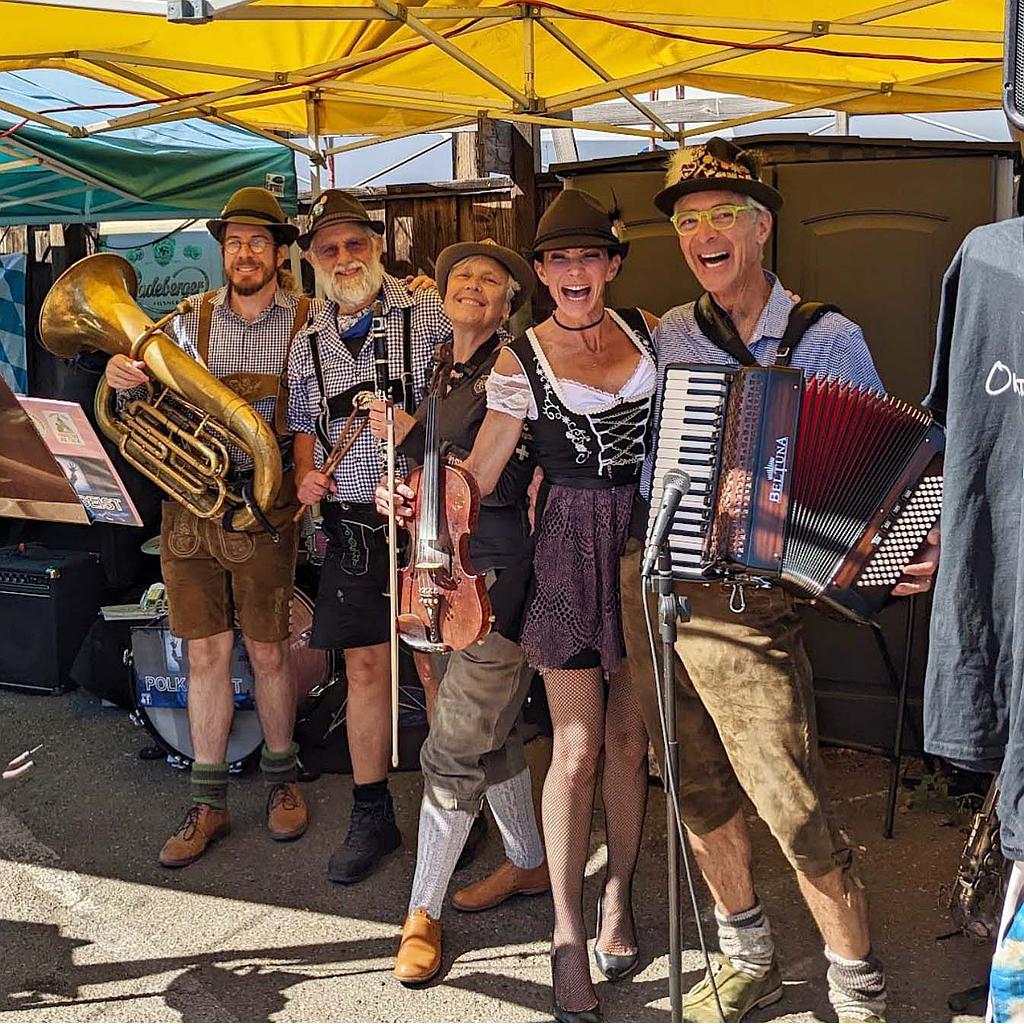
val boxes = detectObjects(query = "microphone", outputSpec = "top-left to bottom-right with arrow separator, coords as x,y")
641,469 -> 691,577
371,300 -> 389,398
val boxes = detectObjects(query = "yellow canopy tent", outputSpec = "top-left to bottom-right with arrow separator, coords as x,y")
0,0 -> 1004,162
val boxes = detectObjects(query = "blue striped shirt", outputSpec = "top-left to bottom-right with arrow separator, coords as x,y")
641,272 -> 884,498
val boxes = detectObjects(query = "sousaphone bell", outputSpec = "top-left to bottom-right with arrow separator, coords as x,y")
38,253 -> 282,533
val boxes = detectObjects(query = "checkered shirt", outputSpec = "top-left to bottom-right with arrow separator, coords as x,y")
640,272 -> 884,498
120,286 -> 316,472
287,273 -> 447,503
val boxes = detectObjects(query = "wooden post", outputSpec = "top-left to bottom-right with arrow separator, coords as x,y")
453,128 -> 482,179
510,121 -> 539,329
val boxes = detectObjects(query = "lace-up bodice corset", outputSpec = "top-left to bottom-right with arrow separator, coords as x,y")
499,308 -> 656,485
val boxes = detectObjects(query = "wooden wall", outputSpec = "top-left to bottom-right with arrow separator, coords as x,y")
343,177 -> 561,278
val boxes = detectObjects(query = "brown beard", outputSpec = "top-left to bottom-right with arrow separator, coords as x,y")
227,262 -> 277,297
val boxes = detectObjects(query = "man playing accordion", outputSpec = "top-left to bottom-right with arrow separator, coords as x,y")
620,137 -> 938,1023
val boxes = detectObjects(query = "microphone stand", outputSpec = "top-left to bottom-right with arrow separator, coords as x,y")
648,543 -> 690,1023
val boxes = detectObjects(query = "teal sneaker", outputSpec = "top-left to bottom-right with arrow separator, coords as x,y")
683,956 -> 783,1022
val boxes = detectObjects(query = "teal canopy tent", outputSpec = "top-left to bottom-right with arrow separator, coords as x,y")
0,71 -> 297,226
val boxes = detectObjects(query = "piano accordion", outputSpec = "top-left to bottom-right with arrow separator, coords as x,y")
647,363 -> 944,623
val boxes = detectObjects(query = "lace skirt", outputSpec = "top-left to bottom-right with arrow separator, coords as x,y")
520,481 -> 636,673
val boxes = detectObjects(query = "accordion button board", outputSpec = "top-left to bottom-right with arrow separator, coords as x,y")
647,362 -> 945,624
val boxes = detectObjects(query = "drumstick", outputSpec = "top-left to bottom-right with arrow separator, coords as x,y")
292,405 -> 369,524
386,403 -> 401,769
4,743 -> 42,781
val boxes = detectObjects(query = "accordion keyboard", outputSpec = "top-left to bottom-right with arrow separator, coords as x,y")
648,365 -> 730,578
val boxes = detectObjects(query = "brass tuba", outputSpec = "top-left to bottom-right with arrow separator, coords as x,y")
38,252 -> 282,533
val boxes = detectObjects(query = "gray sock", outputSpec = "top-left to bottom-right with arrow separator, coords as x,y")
486,768 -> 545,869
825,946 -> 886,1021
716,901 -> 775,979
407,793 -> 475,919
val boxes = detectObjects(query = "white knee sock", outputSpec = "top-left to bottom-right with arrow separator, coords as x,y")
716,901 -> 775,978
486,767 -> 545,869
825,946 -> 887,1021
407,795 -> 475,919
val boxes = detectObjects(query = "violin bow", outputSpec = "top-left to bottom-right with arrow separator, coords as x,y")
370,301 -> 401,769
385,401 -> 400,768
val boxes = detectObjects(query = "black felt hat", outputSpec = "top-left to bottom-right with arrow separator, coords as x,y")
206,186 -> 299,245
298,190 -> 385,250
653,137 -> 783,217
531,188 -> 628,260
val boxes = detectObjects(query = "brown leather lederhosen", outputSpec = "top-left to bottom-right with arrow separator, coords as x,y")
195,290 -> 311,438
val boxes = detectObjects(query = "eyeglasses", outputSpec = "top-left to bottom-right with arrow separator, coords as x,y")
224,237 -> 274,254
313,238 -> 373,261
670,204 -> 756,236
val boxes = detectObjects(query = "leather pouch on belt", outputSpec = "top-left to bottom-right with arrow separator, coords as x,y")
163,500 -> 201,558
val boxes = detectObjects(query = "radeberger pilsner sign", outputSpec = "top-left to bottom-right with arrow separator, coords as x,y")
98,227 -> 224,319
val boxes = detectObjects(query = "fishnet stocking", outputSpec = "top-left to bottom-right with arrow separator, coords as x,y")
544,667 -> 604,1014
598,666 -> 649,956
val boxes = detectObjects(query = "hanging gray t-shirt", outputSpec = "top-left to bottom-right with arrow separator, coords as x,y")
923,217 -> 1024,857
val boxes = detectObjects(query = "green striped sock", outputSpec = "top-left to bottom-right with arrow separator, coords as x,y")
261,742 -> 299,787
190,762 -> 229,810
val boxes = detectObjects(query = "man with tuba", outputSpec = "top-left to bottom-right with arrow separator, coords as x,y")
287,190 -> 444,885
105,186 -> 315,868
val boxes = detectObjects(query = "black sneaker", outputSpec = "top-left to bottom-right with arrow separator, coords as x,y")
455,813 -> 489,872
327,794 -> 402,884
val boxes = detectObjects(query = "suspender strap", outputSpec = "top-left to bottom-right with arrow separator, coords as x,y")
694,293 -> 759,367
308,297 -> 415,451
695,292 -> 841,368
196,290 -> 217,365
307,332 -> 334,453
775,301 -> 841,366
402,305 -> 414,413
274,295 -> 311,435
291,297 -> 311,346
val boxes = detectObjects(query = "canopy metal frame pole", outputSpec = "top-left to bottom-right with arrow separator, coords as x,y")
0,0 -> 1002,149
372,0 -> 530,109
546,0 -> 957,110
537,17 -> 677,137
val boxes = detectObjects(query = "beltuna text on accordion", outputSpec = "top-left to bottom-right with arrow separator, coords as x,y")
646,363 -> 944,624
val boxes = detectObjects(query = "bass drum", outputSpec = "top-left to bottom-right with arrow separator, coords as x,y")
130,588 -> 334,764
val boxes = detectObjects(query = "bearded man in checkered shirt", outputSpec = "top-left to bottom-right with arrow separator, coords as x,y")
288,190 -> 445,885
105,187 -> 316,869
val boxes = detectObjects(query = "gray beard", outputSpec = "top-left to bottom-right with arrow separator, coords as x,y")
316,260 -> 384,312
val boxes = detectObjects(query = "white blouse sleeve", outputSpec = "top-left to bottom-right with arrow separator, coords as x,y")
485,370 -> 537,420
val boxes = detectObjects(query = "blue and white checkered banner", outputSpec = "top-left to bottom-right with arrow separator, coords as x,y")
0,253 -> 28,395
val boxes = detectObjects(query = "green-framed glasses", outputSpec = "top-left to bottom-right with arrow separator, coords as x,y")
670,203 -> 757,236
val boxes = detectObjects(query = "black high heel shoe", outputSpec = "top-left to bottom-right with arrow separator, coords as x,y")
550,945 -> 602,1022
594,890 -> 639,982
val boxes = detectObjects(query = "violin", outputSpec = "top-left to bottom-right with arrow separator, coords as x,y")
397,343 -> 491,653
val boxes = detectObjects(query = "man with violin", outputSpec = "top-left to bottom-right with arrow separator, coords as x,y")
287,190 -> 443,885
104,186 -> 314,868
370,240 -> 549,984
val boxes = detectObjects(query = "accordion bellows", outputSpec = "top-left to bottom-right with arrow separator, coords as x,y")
647,364 -> 944,623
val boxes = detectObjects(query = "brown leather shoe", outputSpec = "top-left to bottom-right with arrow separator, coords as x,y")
394,908 -> 442,985
267,782 -> 309,841
159,804 -> 230,868
451,858 -> 550,912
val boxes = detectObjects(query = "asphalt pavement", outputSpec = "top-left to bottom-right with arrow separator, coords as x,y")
0,687 -> 994,1023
